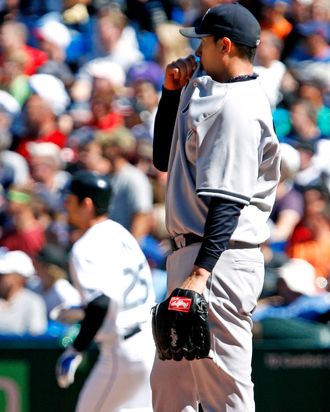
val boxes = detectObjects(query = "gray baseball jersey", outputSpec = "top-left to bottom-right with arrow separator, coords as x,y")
166,67 -> 281,244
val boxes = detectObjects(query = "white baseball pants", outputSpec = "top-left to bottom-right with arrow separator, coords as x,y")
76,326 -> 154,412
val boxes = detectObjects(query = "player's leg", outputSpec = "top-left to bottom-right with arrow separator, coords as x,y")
76,331 -> 154,412
151,355 -> 200,412
76,352 -> 151,412
150,244 -> 203,412
75,355 -> 109,412
116,327 -> 154,411
193,247 -> 264,412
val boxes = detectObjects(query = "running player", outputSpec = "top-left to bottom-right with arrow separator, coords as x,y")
55,170 -> 155,412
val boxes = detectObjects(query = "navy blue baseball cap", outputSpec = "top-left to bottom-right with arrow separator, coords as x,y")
179,3 -> 260,48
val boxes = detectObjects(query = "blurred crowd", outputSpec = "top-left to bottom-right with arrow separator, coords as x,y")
0,0 -> 330,340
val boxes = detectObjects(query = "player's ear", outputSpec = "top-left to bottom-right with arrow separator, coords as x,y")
218,37 -> 232,54
84,197 -> 95,214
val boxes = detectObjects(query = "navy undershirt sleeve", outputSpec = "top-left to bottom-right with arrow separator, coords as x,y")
194,197 -> 244,272
153,87 -> 181,172
73,294 -> 109,352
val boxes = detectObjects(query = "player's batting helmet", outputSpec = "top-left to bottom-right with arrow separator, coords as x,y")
67,170 -> 112,215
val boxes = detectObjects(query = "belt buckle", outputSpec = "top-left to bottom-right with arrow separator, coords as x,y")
174,234 -> 186,249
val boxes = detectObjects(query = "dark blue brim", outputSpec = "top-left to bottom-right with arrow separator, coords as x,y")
179,27 -> 211,38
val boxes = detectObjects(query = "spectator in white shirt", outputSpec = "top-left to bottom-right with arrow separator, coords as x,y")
0,249 -> 47,335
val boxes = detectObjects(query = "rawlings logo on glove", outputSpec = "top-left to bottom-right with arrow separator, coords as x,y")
168,296 -> 192,312
152,288 -> 211,361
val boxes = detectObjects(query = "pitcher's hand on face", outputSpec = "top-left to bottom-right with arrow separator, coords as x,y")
164,55 -> 198,91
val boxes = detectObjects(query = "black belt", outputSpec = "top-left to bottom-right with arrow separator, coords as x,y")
124,325 -> 141,340
170,234 -> 259,251
170,233 -> 203,250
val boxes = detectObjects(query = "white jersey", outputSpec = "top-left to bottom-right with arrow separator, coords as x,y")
254,60 -> 286,108
69,219 -> 155,342
166,69 -> 281,245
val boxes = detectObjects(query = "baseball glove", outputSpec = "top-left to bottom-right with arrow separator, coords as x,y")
152,288 -> 211,361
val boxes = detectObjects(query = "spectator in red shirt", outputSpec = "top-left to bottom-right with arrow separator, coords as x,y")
286,185 -> 330,287
14,74 -> 70,158
87,62 -> 126,131
259,0 -> 293,41
0,20 -> 47,76
0,185 -> 46,259
71,60 -> 125,132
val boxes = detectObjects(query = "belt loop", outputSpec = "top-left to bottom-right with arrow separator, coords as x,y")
170,233 -> 203,251
170,238 -> 179,251
174,234 -> 186,248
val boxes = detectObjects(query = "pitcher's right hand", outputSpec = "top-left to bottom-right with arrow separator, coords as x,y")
164,55 -> 198,90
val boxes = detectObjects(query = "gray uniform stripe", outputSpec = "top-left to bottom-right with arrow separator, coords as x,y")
196,188 -> 250,204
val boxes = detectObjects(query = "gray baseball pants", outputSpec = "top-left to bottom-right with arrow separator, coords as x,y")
151,243 -> 264,412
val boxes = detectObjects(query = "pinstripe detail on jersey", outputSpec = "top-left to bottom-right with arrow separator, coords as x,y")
181,103 -> 190,113
196,188 -> 250,205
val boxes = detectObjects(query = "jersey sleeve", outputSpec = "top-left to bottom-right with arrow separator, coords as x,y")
73,294 -> 110,352
153,88 -> 181,172
195,99 -> 261,205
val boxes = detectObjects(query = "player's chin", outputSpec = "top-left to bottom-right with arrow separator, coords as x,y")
68,216 -> 81,229
67,216 -> 76,226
